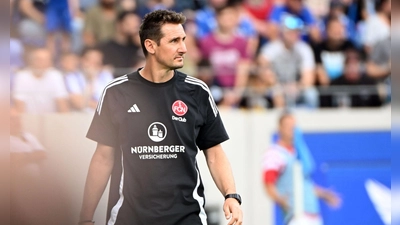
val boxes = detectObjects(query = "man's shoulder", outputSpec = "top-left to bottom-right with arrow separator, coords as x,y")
178,72 -> 207,88
101,74 -> 131,92
294,41 -> 312,52
261,40 -> 285,54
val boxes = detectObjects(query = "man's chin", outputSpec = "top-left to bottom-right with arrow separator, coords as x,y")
170,64 -> 184,70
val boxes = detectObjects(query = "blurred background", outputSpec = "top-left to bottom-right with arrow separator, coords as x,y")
8,0 -> 392,224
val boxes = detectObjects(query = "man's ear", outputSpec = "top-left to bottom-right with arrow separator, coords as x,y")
144,39 -> 156,55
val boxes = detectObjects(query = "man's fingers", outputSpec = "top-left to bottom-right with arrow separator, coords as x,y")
223,204 -> 231,219
227,206 -> 243,225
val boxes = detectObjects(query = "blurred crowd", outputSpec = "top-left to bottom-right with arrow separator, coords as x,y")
10,0 -> 392,113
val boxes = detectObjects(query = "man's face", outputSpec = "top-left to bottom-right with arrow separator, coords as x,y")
282,28 -> 300,45
209,0 -> 227,8
216,7 -> 240,32
30,49 -> 52,74
383,0 -> 391,15
82,50 -> 103,76
100,0 -> 115,8
153,23 -> 187,70
327,20 -> 345,41
287,0 -> 303,13
279,116 -> 296,141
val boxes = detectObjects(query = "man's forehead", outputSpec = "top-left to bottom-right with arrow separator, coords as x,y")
161,23 -> 186,38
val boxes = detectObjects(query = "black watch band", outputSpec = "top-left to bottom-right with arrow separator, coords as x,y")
225,193 -> 242,205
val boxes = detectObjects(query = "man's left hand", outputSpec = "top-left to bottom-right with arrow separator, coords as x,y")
223,198 -> 243,225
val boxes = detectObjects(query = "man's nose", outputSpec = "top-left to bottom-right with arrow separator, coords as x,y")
179,42 -> 187,53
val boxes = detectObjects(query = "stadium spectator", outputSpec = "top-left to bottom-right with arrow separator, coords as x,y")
12,48 -> 70,114
263,112 -> 340,225
313,17 -> 357,86
195,0 -> 258,55
242,0 -> 276,46
324,1 -> 359,45
10,28 -> 25,73
119,0 -> 137,11
199,2 -> 251,108
240,66 -> 284,109
362,0 -> 390,53
269,0 -> 322,44
83,0 -> 120,47
64,48 -> 113,111
45,0 -> 79,55
136,0 -> 178,18
17,0 -> 47,48
366,36 -> 391,104
327,47 -> 382,107
258,15 -> 318,108
99,10 -> 144,78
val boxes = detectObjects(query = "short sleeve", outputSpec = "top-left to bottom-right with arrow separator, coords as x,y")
301,7 -> 316,26
86,89 -> 119,147
262,149 -> 285,172
313,45 -> 322,63
196,91 -> 229,150
269,6 -> 283,23
51,70 -> 69,98
260,42 -> 278,61
298,42 -> 316,71
65,73 -> 84,94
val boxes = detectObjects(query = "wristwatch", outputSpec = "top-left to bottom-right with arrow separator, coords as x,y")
225,193 -> 242,205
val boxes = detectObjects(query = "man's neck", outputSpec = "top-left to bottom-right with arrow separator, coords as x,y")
278,139 -> 293,149
215,29 -> 235,43
139,63 -> 174,83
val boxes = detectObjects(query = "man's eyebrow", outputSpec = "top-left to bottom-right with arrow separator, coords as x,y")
170,36 -> 187,41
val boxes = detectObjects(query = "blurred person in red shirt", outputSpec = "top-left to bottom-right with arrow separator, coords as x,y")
199,1 -> 252,108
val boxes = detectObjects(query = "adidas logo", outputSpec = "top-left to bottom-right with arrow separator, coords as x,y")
128,104 -> 140,113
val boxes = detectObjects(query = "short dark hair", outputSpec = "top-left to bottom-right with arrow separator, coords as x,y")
80,46 -> 102,58
214,0 -> 240,15
116,10 -> 139,23
139,10 -> 186,57
375,0 -> 389,12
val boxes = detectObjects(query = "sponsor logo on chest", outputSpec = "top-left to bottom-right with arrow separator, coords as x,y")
130,122 -> 186,160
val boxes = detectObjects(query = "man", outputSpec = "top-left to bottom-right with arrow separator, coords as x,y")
328,48 -> 382,108
366,37 -> 391,104
258,15 -> 318,108
362,0 -> 391,53
263,113 -> 340,225
99,10 -> 144,78
199,2 -> 251,108
79,10 -> 243,225
313,17 -> 357,86
64,48 -> 113,111
194,0 -> 258,55
269,0 -> 321,43
12,48 -> 70,113
83,0 -> 119,47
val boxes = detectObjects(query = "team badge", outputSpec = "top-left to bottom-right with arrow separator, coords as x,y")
148,122 -> 167,142
172,100 -> 188,116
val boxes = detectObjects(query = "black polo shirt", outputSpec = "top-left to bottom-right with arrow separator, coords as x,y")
87,69 -> 229,225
